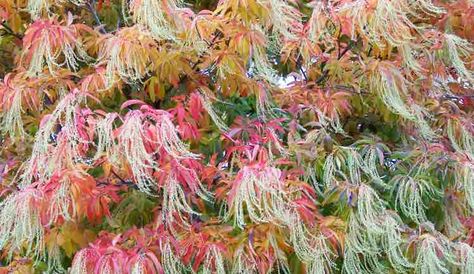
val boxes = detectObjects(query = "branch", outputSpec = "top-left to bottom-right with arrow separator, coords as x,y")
315,70 -> 329,85
110,169 -> 131,185
338,45 -> 351,60
442,94 -> 474,100
316,42 -> 353,85
191,30 -> 223,70
84,1 -> 107,34
332,84 -> 369,94
296,56 -> 308,82
96,169 -> 137,189
153,30 -> 223,109
1,21 -> 23,39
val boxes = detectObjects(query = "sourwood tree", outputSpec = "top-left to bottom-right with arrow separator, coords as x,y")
1,0 -> 474,273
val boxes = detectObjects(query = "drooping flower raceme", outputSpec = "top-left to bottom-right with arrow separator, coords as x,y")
390,173 -> 441,224
20,90 -> 91,186
0,187 -> 45,259
21,18 -> 91,76
118,109 -> 159,194
444,34 -> 474,84
0,72 -> 38,139
343,184 -> 412,273
129,0 -> 180,40
225,164 -> 291,228
98,26 -> 158,86
414,234 -> 457,274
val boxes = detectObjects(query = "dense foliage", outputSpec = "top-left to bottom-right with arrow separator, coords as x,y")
1,0 -> 474,273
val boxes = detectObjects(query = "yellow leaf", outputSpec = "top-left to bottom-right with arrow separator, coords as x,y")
103,162 -> 112,178
157,82 -> 166,100
58,223 -> 96,257
148,76 -> 156,102
9,13 -> 22,33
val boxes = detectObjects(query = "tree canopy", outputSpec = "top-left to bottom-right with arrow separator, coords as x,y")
1,0 -> 474,273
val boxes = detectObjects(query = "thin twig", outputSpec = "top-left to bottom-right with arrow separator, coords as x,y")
154,29 -> 223,109
84,1 -> 107,34
191,30 -> 223,70
111,169 -> 130,185
443,94 -> 474,100
1,22 -> 23,39
316,40 -> 354,84
296,56 -> 308,82
338,45 -> 351,60
96,169 -> 137,188
332,84 -> 369,94
315,70 -> 329,84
